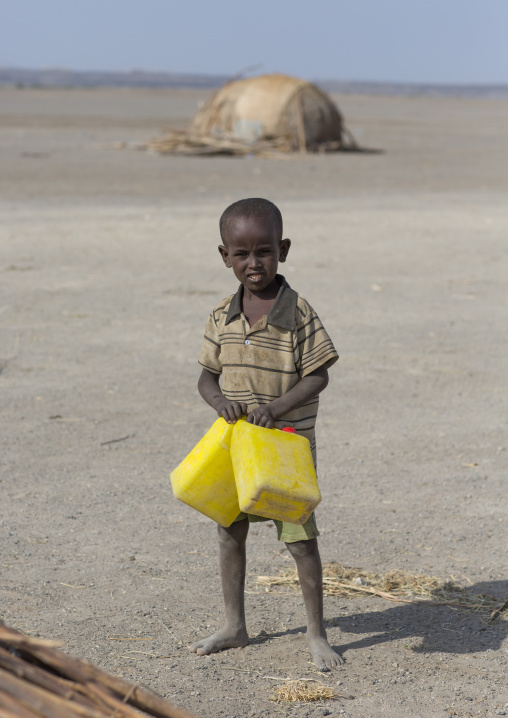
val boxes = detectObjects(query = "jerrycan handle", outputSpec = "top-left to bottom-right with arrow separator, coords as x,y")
219,421 -> 234,451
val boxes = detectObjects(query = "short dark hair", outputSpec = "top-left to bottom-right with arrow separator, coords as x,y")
219,198 -> 283,243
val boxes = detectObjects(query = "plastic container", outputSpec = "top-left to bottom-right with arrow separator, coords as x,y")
170,418 -> 240,527
230,419 -> 320,524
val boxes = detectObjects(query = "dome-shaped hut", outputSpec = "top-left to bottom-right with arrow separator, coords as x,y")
188,73 -> 345,152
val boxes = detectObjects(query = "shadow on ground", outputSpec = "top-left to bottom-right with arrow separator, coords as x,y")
258,581 -> 508,657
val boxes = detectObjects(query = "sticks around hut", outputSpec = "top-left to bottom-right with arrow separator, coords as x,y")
148,130 -> 294,158
0,622 -> 198,718
295,93 -> 307,155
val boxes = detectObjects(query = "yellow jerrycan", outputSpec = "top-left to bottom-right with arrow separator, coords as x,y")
230,419 -> 320,524
170,418 -> 240,527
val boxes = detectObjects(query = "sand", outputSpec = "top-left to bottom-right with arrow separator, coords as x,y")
1,86 -> 507,717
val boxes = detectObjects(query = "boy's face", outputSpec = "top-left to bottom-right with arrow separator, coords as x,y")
219,214 -> 290,295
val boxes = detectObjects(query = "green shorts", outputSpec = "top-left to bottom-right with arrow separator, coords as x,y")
233,511 -> 319,543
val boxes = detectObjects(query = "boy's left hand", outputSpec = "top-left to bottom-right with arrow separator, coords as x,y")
245,367 -> 329,430
246,405 -> 276,428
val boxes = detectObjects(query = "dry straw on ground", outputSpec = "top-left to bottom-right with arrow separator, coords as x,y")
270,679 -> 337,703
148,130 -> 296,158
256,562 -> 508,622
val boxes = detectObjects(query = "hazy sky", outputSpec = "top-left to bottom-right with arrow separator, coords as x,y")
2,0 -> 507,84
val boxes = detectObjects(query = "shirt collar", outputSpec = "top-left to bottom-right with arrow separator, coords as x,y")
225,275 -> 298,331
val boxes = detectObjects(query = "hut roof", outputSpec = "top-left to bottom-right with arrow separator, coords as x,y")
188,73 -> 344,151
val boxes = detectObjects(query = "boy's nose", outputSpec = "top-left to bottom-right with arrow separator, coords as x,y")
248,254 -> 262,267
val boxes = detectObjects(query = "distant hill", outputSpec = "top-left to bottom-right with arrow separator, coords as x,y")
320,79 -> 508,99
0,66 -> 229,89
1,66 -> 507,99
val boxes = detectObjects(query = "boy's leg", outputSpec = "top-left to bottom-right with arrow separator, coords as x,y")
285,538 -> 344,670
191,518 -> 249,655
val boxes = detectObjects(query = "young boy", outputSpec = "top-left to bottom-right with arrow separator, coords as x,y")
191,198 -> 343,671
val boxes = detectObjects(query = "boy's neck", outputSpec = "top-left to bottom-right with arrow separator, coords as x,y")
242,275 -> 281,303
241,276 -> 282,326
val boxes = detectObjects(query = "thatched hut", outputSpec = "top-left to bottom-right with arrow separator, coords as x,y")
188,73 -> 345,152
150,73 -> 355,156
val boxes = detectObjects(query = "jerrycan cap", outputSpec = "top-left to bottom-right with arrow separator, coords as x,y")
281,426 -> 296,433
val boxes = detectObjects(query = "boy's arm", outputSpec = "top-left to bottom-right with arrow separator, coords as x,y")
247,366 -> 329,428
198,368 -> 248,424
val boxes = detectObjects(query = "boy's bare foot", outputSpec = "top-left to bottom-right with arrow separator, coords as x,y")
307,634 -> 344,671
190,626 -> 248,656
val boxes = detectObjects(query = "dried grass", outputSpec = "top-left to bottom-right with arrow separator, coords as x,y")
270,679 -> 337,703
255,562 -> 508,621
148,130 -> 307,158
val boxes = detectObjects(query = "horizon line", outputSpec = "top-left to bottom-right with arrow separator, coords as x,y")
1,65 -> 507,90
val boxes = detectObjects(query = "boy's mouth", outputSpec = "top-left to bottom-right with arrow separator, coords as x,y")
247,273 -> 264,282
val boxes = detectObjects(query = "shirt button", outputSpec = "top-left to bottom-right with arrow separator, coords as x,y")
245,339 -> 250,345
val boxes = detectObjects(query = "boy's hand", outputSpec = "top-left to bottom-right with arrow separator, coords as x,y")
246,405 -> 276,429
245,367 -> 329,430
198,369 -> 247,423
214,398 -> 248,424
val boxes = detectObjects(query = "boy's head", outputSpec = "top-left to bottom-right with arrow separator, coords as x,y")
218,198 -> 290,294
219,198 -> 283,244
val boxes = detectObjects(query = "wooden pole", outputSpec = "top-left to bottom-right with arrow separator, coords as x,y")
0,691 -> 40,718
295,92 -> 307,155
0,622 -> 199,718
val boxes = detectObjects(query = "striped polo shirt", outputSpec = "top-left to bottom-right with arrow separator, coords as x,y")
199,276 -> 338,461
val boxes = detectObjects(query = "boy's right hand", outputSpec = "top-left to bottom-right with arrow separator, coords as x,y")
213,399 -> 248,424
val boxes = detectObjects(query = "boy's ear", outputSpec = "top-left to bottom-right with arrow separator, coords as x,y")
278,238 -> 291,263
218,244 -> 232,267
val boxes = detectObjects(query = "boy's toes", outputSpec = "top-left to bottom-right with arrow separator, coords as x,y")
308,636 -> 345,670
189,639 -> 208,655
315,657 -> 330,672
325,650 -> 345,670
316,653 -> 343,672
316,652 -> 345,671
189,628 -> 248,656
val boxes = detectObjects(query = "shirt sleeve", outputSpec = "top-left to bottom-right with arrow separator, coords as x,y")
198,311 -> 222,375
296,302 -> 339,378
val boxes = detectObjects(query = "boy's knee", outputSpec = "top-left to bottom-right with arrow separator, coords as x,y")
285,537 -> 318,559
217,518 -> 249,547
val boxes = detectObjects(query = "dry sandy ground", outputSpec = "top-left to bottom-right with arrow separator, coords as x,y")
1,87 -> 508,718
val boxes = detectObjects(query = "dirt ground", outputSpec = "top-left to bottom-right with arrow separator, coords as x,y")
1,86 -> 507,718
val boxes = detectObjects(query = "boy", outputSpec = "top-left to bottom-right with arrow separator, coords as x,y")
192,198 -> 343,671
